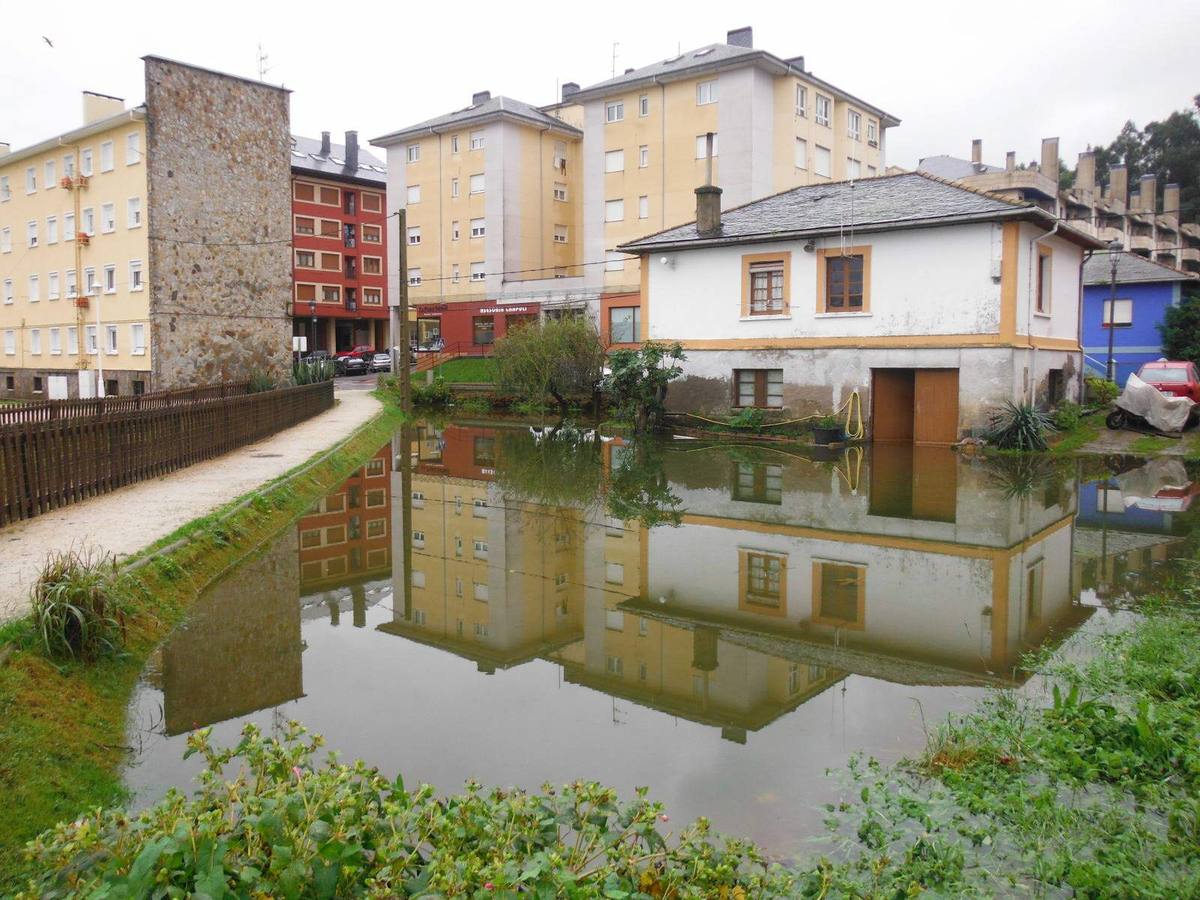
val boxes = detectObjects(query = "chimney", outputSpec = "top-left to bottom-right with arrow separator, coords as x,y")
1040,137 -> 1059,183
1164,183 -> 1181,217
82,91 -> 124,126
0,142 -> 9,158
971,139 -> 982,165
1138,173 -> 1157,213
1076,151 -> 1096,195
1005,151 -> 1016,172
472,90 -> 491,105
319,131 -> 331,156
624,67 -> 634,74
695,132 -> 722,237
561,81 -> 579,102
344,131 -> 359,170
726,26 -> 753,48
1110,164 -> 1128,206
784,55 -> 805,71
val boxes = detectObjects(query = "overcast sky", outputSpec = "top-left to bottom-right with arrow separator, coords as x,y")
3,0 -> 1197,171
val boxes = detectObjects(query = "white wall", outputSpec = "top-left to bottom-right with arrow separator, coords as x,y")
1015,222 -> 1084,343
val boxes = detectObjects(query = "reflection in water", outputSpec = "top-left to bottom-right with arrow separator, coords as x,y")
125,425 -> 1198,853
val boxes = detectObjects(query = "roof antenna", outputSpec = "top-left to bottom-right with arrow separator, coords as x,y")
256,43 -> 272,81
611,42 -> 619,78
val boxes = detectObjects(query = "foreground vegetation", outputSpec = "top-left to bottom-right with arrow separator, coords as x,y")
0,405 -> 404,888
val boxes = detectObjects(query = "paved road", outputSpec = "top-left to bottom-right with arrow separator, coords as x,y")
334,371 -> 381,391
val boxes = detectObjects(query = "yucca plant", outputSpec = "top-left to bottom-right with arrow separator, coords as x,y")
984,400 -> 1056,451
292,358 -> 336,385
30,548 -> 131,661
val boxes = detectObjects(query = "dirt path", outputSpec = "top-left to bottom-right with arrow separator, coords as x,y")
1076,425 -> 1200,456
0,390 -> 382,622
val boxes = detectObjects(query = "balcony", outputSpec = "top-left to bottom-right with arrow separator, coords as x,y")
1128,233 -> 1155,253
1097,225 -> 1124,244
1180,247 -> 1200,264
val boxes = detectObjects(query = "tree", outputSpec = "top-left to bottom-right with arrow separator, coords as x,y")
493,317 -> 606,420
1159,287 -> 1200,366
601,342 -> 685,433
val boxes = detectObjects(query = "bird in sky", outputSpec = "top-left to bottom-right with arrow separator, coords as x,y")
42,36 -> 54,48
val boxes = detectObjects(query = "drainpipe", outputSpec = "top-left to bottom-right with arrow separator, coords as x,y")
1077,247 -> 1094,403
1026,220 -> 1061,404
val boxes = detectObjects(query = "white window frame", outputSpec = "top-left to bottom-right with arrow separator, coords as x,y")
469,130 -> 485,151
100,203 -> 115,234
28,274 -> 39,302
604,199 -> 624,222
103,264 -> 117,294
0,227 -> 9,253
1103,298 -> 1133,327
605,251 -> 624,272
3,330 -> 15,355
407,268 -> 422,286
25,166 -> 36,194
29,329 -> 41,355
638,145 -> 648,168
105,324 -> 118,355
696,80 -> 718,105
451,177 -> 460,198
847,158 -> 861,179
815,94 -> 831,127
867,119 -> 878,145
470,217 -> 486,238
407,226 -> 421,245
26,220 -> 38,248
451,134 -> 460,154
469,173 -> 485,194
604,149 -> 624,173
49,327 -> 61,355
0,175 -> 9,202
80,148 -> 94,177
129,259 -> 144,292
66,269 -> 77,298
2,279 -> 12,305
47,216 -> 58,244
406,184 -> 421,204
694,133 -> 719,159
47,271 -> 59,300
66,326 -> 78,354
406,143 -> 421,163
639,94 -> 649,117
814,145 -> 832,178
63,212 -> 74,240
45,159 -> 56,187
638,195 -> 649,219
130,323 -> 146,355
99,141 -> 114,173
553,182 -> 567,202
451,220 -> 461,241
470,262 -> 486,282
127,197 -> 142,228
794,137 -> 807,169
795,84 -> 807,117
126,132 -> 142,165
847,109 -> 862,141
605,100 -> 624,123
553,224 -> 568,244
85,324 -> 98,354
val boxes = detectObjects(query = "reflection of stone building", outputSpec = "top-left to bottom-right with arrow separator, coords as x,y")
156,528 -> 302,735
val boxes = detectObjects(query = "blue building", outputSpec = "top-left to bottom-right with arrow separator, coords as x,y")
1083,252 -> 1197,386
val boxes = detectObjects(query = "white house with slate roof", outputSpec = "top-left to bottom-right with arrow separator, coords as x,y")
618,172 -> 1105,442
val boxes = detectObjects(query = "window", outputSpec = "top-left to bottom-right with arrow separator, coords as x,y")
735,369 -> 783,408
48,272 -> 59,299
1103,298 -> 1133,327
605,100 -> 624,123
732,462 -> 783,505
608,306 -> 640,343
45,159 -> 56,186
638,145 -> 649,168
451,220 -> 461,241
820,250 -> 868,312
25,166 -> 36,193
295,250 -> 316,268
319,219 -> 339,238
362,256 -> 381,275
406,143 -> 421,163
846,158 -> 861,179
28,275 -> 39,302
470,217 -> 486,238
1036,248 -> 1052,314
0,228 -> 8,253
470,262 -> 485,281
1,279 -> 10,304
127,197 -> 142,227
553,182 -> 567,202
412,529 -> 425,549
3,330 -> 14,355
451,177 -> 459,198
639,94 -> 649,116
815,94 -> 831,127
321,285 -> 340,303
694,133 -> 719,159
552,141 -> 567,170
30,329 -> 41,354
473,316 -> 495,343
747,260 -> 786,315
85,325 -> 98,354
406,184 -> 421,204
407,226 -> 421,245
100,141 -> 114,172
362,287 -> 382,305
469,130 -> 485,150
605,609 -> 625,630
605,199 -> 624,222
105,324 -> 118,354
696,79 -> 718,105
103,265 -> 116,294
101,203 -> 115,233
742,551 -> 786,612
605,251 -> 624,272
451,264 -> 460,283
606,656 -> 623,675
82,207 -> 95,235
83,268 -> 96,296
63,154 -> 74,178
27,221 -> 38,248
473,582 -> 489,602
605,149 -> 624,173
794,138 -> 807,169
32,376 -> 43,394
362,224 -> 381,243
131,323 -> 146,355
49,328 -> 61,355
451,134 -> 459,154
80,148 -> 93,177
473,538 -> 489,560
867,120 -> 878,145
66,270 -> 76,298
553,224 -> 568,244
407,268 -> 421,286
361,191 -> 381,213
0,175 -> 8,201
469,173 -> 485,194
795,84 -> 807,116
67,326 -> 77,354
847,109 -> 862,141
813,561 -> 865,628
814,145 -> 831,178
126,132 -> 142,164
473,497 -> 489,515
47,216 -> 58,244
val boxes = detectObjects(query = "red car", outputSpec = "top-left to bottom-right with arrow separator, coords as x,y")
1136,360 -> 1200,403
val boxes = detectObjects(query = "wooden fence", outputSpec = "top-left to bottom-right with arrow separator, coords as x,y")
0,380 -> 334,527
0,381 -> 252,426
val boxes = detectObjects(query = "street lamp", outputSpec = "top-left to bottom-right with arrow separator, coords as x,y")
1105,239 -> 1122,384
309,299 -> 317,349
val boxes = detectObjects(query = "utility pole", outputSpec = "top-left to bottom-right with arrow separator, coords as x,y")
390,208 -> 411,412
1105,240 -> 1121,383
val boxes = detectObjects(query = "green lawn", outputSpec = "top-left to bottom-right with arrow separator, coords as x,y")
431,357 -> 497,383
1129,433 -> 1175,454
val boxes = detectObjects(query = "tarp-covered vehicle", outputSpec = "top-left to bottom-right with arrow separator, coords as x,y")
1106,373 -> 1196,433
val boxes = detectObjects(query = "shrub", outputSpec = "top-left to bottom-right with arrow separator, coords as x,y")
727,407 -> 765,432
293,359 -> 336,385
1085,373 -> 1119,407
985,401 -> 1056,451
21,723 -> 797,898
453,395 -> 493,415
29,548 -> 132,661
602,342 -> 686,433
410,377 -> 451,407
494,317 -> 606,418
813,414 -> 842,430
246,371 -> 277,394
1051,400 -> 1084,431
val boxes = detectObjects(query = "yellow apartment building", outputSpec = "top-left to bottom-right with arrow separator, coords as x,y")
1,93 -> 150,398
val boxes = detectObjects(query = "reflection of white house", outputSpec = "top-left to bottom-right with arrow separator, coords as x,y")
619,172 -> 1104,440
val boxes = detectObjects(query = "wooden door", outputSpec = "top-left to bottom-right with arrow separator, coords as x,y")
871,369 -> 915,442
913,369 -> 959,445
911,445 -> 958,521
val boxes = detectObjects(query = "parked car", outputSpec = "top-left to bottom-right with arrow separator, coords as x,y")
346,345 -> 376,360
304,350 -> 332,363
335,353 -> 369,376
1136,360 -> 1200,404
370,352 -> 392,373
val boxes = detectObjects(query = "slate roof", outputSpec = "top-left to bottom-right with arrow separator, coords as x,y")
1083,250 -> 1197,285
290,135 -> 387,186
619,172 -> 1103,253
371,96 -> 580,146
564,42 -> 898,125
917,154 -> 1004,180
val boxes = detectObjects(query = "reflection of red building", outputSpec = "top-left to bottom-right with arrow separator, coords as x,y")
290,132 -> 389,354
414,301 -> 540,351
298,443 -> 392,590
413,424 -> 500,481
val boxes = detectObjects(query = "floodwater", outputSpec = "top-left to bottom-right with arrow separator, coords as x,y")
125,424 -> 1198,856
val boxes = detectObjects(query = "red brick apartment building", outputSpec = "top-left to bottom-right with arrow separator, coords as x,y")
290,132 -> 389,354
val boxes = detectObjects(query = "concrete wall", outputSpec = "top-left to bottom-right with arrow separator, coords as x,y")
144,57 -> 292,388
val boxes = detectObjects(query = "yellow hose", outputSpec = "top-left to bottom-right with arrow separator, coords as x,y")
675,389 -> 867,440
